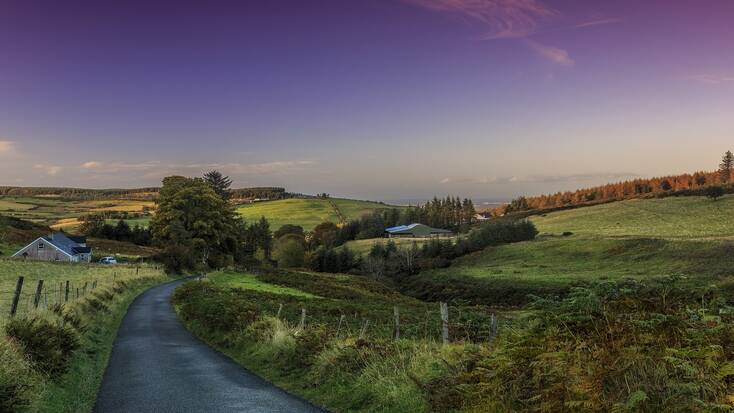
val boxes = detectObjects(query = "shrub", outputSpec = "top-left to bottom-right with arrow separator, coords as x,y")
5,316 -> 80,377
562,231 -> 573,236
275,238 -> 305,268
0,339 -> 39,413
172,283 -> 259,332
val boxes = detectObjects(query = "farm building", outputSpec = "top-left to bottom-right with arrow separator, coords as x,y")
384,223 -> 453,238
12,232 -> 92,263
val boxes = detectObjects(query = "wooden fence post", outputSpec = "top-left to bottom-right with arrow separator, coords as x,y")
298,308 -> 306,331
489,313 -> 498,344
393,306 -> 400,341
440,302 -> 449,345
359,319 -> 370,340
276,304 -> 283,318
82,282 -> 88,295
33,280 -> 44,309
65,280 -> 70,302
336,314 -> 345,337
9,276 -> 24,317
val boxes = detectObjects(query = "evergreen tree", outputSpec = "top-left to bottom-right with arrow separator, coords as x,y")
720,150 -> 733,183
203,170 -> 233,200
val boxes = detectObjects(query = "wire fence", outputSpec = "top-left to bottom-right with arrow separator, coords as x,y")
244,297 -> 501,346
0,263 -> 162,325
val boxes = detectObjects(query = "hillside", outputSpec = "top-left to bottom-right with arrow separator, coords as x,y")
532,194 -> 734,239
405,194 -> 734,306
236,198 -> 401,230
0,196 -> 154,231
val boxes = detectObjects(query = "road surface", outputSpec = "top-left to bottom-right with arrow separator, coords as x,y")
94,279 -> 325,413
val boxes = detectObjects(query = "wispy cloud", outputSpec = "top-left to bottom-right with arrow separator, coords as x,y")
77,160 -> 318,179
403,0 -> 559,39
526,40 -> 574,67
0,140 -> 16,157
686,74 -> 734,85
470,172 -> 638,185
34,164 -> 62,176
81,161 -> 102,169
574,17 -> 622,29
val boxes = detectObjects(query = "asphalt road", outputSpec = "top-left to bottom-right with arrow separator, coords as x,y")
94,279 -> 325,413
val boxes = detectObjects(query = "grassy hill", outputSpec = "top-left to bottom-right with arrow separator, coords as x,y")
0,196 -> 154,231
532,195 -> 734,239
406,195 -> 734,306
236,198 -> 400,231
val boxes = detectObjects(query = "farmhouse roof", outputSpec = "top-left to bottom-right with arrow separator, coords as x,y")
45,232 -> 89,256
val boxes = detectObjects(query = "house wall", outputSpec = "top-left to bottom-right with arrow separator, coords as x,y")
15,239 -> 72,262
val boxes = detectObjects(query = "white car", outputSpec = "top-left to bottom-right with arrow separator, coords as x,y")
99,257 -> 118,265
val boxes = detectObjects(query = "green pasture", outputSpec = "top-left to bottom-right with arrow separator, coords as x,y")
236,198 -> 399,231
531,194 -> 734,239
0,259 -> 164,323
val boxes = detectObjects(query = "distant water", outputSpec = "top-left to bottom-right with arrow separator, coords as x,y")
382,198 -> 508,209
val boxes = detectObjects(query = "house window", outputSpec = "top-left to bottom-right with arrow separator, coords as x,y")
38,242 -> 44,249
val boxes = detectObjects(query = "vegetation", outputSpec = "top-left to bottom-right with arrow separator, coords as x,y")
173,270 -> 496,412
532,194 -> 734,239
407,194 -> 734,307
495,150 -> 734,215
203,170 -> 233,201
0,266 -> 167,412
0,259 -> 164,323
236,198 -> 400,231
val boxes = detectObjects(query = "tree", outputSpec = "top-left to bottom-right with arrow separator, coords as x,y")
275,238 -> 305,268
151,176 -> 242,271
720,151 -> 733,184
311,221 -> 338,248
660,180 -> 672,191
203,170 -> 233,200
706,185 -> 725,201
273,224 -> 304,240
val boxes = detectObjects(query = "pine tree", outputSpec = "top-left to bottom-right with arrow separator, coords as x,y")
720,150 -> 733,183
203,170 -> 233,200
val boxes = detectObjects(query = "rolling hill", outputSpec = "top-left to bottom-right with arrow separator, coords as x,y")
236,198 -> 402,230
405,194 -> 734,306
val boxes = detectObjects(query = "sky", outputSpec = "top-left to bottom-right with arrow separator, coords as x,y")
1,0 -> 733,201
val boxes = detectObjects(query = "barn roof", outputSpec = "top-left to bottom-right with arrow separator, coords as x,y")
384,223 -> 452,235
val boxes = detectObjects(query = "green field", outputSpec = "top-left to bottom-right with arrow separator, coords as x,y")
410,195 -> 734,305
236,198 -> 400,230
341,237 -> 436,256
0,196 -> 155,232
0,259 -> 164,323
532,194 -> 734,239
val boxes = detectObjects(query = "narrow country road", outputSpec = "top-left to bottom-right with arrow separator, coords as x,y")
94,279 -> 325,413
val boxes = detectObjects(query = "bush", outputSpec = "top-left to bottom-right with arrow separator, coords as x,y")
275,238 -> 305,268
5,316 -> 80,377
562,231 -> 573,236
158,244 -> 198,274
0,339 -> 39,413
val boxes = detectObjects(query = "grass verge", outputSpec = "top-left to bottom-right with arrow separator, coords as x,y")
1,275 -> 169,413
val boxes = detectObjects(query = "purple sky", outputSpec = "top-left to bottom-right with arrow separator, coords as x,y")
1,0 -> 733,200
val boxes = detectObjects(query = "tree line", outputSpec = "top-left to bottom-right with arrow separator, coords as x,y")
499,150 -> 734,214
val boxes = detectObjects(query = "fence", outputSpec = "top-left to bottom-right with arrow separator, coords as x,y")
0,263 -> 159,324
265,300 -> 501,346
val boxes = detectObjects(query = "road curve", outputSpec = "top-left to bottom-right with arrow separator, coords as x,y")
94,279 -> 325,413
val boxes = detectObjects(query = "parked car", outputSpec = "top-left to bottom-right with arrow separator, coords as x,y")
99,256 -> 118,265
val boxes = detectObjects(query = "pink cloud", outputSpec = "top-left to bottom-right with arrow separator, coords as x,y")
574,17 -> 622,29
402,0 -> 559,39
686,74 -> 734,85
526,40 -> 574,67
